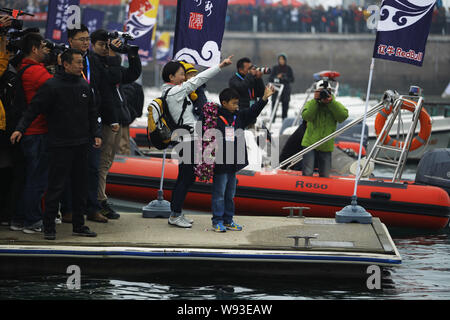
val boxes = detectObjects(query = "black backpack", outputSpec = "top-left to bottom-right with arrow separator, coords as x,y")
0,64 -> 34,144
147,87 -> 191,150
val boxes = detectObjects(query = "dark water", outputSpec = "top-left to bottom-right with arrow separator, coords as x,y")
1,165 -> 449,300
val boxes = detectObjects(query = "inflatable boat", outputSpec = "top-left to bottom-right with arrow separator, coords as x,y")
106,154 -> 450,230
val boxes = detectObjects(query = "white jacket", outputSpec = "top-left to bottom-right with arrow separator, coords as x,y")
152,65 -> 221,129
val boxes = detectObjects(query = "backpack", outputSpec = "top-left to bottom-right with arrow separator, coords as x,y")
147,87 -> 191,150
0,64 -> 33,145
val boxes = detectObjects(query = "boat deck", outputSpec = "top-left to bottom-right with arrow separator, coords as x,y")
0,212 -> 401,279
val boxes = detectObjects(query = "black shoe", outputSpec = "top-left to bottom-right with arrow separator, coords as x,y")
73,226 -> 97,237
103,211 -> 120,219
100,201 -> 120,219
44,230 -> 56,240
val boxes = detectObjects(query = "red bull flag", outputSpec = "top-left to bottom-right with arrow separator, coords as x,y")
125,0 -> 160,61
373,0 -> 436,66
156,32 -> 173,64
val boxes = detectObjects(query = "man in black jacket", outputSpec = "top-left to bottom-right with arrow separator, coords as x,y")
90,29 -> 142,219
60,24 -> 107,224
11,48 -> 102,240
228,57 -> 265,111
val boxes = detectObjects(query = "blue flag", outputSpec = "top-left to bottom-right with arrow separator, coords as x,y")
373,0 -> 436,66
173,0 -> 228,67
45,0 -> 80,43
82,8 -> 105,34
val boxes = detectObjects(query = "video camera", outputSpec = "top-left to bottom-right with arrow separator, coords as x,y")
4,27 -> 39,54
252,65 -> 271,74
107,31 -> 139,55
0,8 -> 34,34
44,39 -> 68,65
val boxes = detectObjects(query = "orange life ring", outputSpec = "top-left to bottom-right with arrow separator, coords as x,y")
374,99 -> 432,151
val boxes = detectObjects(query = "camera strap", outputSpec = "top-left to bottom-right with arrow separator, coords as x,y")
235,72 -> 255,101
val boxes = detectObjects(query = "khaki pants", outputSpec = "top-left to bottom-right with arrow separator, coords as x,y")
98,124 -> 121,202
118,125 -> 131,155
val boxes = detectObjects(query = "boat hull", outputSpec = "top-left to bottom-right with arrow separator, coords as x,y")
106,156 -> 450,230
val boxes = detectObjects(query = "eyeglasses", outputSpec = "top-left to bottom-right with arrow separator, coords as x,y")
73,37 -> 90,42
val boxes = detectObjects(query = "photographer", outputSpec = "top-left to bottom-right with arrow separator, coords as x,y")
8,32 -> 53,233
228,57 -> 265,111
0,14 -> 14,226
90,29 -> 142,219
268,53 -> 294,120
301,80 -> 348,177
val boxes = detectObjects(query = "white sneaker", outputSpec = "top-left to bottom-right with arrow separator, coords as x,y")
168,215 -> 192,228
55,217 -> 62,224
10,224 -> 23,231
23,226 -> 43,234
181,213 -> 194,224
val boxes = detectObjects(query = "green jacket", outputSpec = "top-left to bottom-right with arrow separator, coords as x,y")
301,97 -> 348,152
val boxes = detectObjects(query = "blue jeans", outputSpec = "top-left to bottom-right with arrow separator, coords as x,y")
211,172 -> 237,225
14,134 -> 48,227
302,149 -> 332,177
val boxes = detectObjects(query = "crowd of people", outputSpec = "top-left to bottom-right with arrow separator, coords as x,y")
1,18 -> 144,239
161,4 -> 450,35
1,8 -> 350,237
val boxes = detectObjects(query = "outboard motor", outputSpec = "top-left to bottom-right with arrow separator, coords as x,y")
415,149 -> 450,194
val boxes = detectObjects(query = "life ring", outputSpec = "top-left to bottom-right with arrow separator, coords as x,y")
374,99 -> 432,151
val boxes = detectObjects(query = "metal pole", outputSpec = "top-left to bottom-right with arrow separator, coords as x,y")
352,58 -> 375,197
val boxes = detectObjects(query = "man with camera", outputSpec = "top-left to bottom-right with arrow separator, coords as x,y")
89,29 -> 142,220
301,80 -> 348,178
228,57 -> 266,111
8,32 -> 53,233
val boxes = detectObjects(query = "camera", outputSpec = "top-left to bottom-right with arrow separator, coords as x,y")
253,66 -> 271,74
0,8 -> 34,34
0,18 -> 22,34
318,88 -> 331,100
107,31 -> 139,55
43,39 -> 67,66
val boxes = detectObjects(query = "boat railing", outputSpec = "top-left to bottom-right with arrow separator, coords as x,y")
276,89 -> 427,183
359,94 -> 425,182
276,99 -> 387,170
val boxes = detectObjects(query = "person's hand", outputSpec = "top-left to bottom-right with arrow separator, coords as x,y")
10,131 -> 22,144
111,123 -> 120,132
109,38 -> 122,56
313,89 -> 321,100
314,89 -> 333,104
262,84 -> 275,101
93,137 -> 102,148
277,73 -> 283,79
0,15 -> 12,29
219,55 -> 233,69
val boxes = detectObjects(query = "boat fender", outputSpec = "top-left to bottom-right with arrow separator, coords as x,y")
374,99 -> 432,151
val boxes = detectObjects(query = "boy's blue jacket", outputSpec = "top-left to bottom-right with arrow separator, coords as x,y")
213,98 -> 268,174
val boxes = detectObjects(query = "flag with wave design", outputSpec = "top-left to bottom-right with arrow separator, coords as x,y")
173,0 -> 228,67
373,0 -> 436,66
